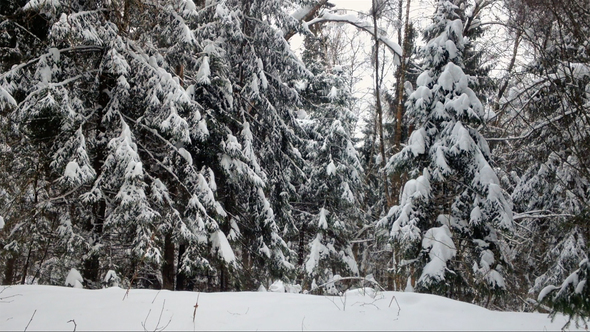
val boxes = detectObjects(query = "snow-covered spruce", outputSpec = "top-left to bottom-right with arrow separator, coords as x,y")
0,0 -> 238,290
379,0 -> 513,304
294,32 -> 365,289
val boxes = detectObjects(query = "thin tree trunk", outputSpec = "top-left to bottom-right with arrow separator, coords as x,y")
298,223 -> 307,266
20,246 -> 32,284
372,0 -> 392,208
176,64 -> 184,87
391,0 -> 412,206
493,32 -> 521,126
393,0 -> 412,152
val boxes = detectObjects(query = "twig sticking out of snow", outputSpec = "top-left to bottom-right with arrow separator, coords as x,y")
0,286 -> 22,303
67,319 -> 77,332
152,290 -> 161,304
389,295 -> 401,317
142,300 -> 172,332
192,293 -> 200,323
24,309 -> 36,332
324,292 -> 347,311
352,301 -> 380,310
142,309 -> 152,330
315,276 -> 387,293
155,300 -> 170,332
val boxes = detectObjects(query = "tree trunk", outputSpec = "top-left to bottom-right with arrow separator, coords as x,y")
20,246 -> 32,284
4,255 -> 16,285
298,223 -> 307,266
82,71 -> 114,285
162,232 -> 175,290
175,244 -> 186,290
391,0 -> 412,206
372,0 -> 392,208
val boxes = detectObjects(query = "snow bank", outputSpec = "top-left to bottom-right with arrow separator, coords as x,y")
0,285 -> 580,331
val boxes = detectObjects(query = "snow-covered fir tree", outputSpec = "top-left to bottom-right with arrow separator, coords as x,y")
379,0 -> 513,304
191,0 -> 318,289
295,30 -> 365,289
0,0 -> 231,289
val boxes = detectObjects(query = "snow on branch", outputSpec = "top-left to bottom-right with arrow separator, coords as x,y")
284,0 -> 329,40
486,108 -> 580,142
513,210 -> 575,220
305,12 -> 402,59
0,45 -> 103,81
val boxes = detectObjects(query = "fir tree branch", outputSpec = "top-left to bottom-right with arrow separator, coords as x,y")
0,46 -> 103,81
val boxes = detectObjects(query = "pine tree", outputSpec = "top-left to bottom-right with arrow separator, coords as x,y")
379,0 -> 513,304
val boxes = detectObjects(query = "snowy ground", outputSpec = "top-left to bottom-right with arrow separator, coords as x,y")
0,285 -> 581,331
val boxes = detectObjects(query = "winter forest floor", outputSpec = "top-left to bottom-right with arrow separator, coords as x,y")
0,285 -> 582,331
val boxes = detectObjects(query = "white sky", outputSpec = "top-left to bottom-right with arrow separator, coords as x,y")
330,0 -> 372,11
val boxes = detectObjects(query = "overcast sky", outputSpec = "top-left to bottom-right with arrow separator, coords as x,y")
330,0 -> 372,12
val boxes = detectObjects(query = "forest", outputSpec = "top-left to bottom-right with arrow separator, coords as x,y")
0,0 -> 588,326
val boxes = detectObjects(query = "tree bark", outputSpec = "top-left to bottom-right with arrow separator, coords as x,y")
162,232 -> 175,290
20,246 -> 32,284
391,0 -> 412,206
3,255 -> 16,285
175,244 -> 187,290
82,70 -> 113,285
393,0 -> 412,152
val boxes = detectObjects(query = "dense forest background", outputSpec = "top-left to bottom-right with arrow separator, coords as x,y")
0,0 -> 588,325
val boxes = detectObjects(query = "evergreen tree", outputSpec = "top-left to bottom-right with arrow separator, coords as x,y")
0,0 -> 230,289
295,31 -> 365,289
192,0 -> 314,289
539,258 -> 590,329
378,0 -> 513,304
497,0 -> 590,310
